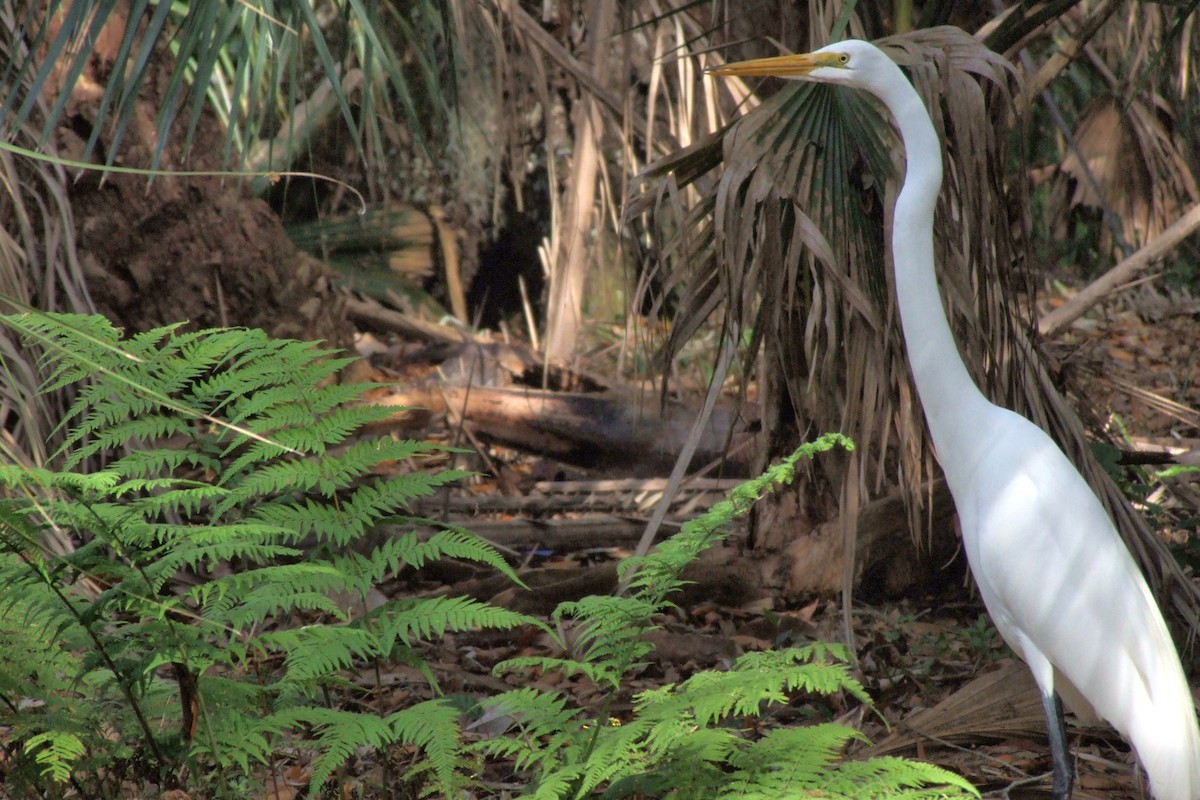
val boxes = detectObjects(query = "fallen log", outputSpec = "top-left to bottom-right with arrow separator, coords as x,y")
377,385 -> 754,476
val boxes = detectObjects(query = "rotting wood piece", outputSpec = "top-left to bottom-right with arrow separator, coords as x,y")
408,481 -> 960,606
411,477 -> 740,515
454,546 -> 766,616
378,385 -> 753,476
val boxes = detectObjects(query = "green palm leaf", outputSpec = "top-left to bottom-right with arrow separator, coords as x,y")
0,1 -> 451,172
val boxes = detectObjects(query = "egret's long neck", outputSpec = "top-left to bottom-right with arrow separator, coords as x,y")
874,69 -> 992,471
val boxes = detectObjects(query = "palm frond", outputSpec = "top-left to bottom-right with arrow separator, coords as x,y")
636,23 -> 1200,628
0,2 -> 452,176
636,27 -> 1016,515
0,125 -> 94,478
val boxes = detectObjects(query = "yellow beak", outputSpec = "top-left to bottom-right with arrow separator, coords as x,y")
707,51 -> 841,78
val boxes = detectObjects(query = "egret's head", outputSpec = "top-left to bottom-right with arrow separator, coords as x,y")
708,39 -> 891,92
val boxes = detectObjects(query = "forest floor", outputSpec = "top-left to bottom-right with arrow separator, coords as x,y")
269,280 -> 1198,800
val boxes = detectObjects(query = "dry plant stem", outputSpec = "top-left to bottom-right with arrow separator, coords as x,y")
904,724 -> 1034,782
543,0 -> 614,364
431,207 -> 468,323
1038,202 -> 1200,336
494,0 -> 673,157
246,69 -> 365,194
1001,772 -> 1057,799
1004,0 -> 1130,255
623,330 -> 737,589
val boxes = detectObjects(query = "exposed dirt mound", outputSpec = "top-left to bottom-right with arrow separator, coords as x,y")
53,27 -> 351,345
71,168 -> 349,345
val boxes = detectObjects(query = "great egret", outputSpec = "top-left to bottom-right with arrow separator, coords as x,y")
711,40 -> 1200,800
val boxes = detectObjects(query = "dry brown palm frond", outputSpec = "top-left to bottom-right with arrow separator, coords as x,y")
0,9 -> 95,478
457,0 -> 738,366
1051,91 -> 1199,252
456,0 -> 616,364
635,26 -> 1022,524
1043,3 -> 1200,255
635,21 -> 1200,630
0,133 -> 95,473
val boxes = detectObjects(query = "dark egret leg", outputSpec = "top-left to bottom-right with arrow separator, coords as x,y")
1041,690 -> 1073,800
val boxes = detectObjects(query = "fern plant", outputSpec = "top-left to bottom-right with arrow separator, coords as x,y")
0,312 -> 980,798
477,437 -> 979,799
0,312 -> 531,798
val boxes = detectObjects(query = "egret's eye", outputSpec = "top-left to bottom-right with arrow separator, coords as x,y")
838,53 -> 850,65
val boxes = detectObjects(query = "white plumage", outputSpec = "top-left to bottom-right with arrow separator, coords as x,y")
713,38 -> 1200,800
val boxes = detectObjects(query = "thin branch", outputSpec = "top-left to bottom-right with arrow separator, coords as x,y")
1039,202 -> 1200,336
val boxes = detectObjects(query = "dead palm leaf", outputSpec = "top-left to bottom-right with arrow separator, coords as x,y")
1033,2 -> 1200,258
1051,92 -> 1199,253
0,120 -> 95,484
635,24 -> 1200,629
636,26 -> 1019,514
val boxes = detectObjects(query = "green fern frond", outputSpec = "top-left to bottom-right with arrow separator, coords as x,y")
214,365 -> 357,426
235,438 -> 434,499
648,724 -> 738,765
108,448 -> 221,479
188,697 -> 277,773
242,473 -> 466,547
496,654 -> 626,690
473,688 -> 583,767
259,625 -> 379,683
542,595 -> 661,684
63,414 -> 196,467
386,527 -> 522,581
22,731 -> 86,784
719,728 -> 977,799
633,646 -> 870,728
271,699 -> 464,792
195,562 -> 356,625
822,754 -> 979,798
0,464 -> 121,494
385,699 -> 465,796
726,723 -> 860,785
369,595 -> 531,651
12,312 -> 143,389
120,483 -> 231,517
271,705 -> 398,786
526,766 -> 590,800
620,434 -> 854,601
234,403 -> 386,454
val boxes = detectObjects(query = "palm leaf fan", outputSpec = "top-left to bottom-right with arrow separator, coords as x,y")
632,27 -> 1200,628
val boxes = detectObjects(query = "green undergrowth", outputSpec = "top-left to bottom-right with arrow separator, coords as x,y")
0,312 -> 977,799
475,436 -> 976,799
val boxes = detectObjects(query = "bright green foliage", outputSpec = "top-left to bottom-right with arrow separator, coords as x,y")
0,312 -> 529,798
22,731 -> 86,784
478,435 -> 979,799
270,699 -> 464,788
0,313 -> 978,798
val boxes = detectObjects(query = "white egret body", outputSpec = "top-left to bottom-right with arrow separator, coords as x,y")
712,40 -> 1200,800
